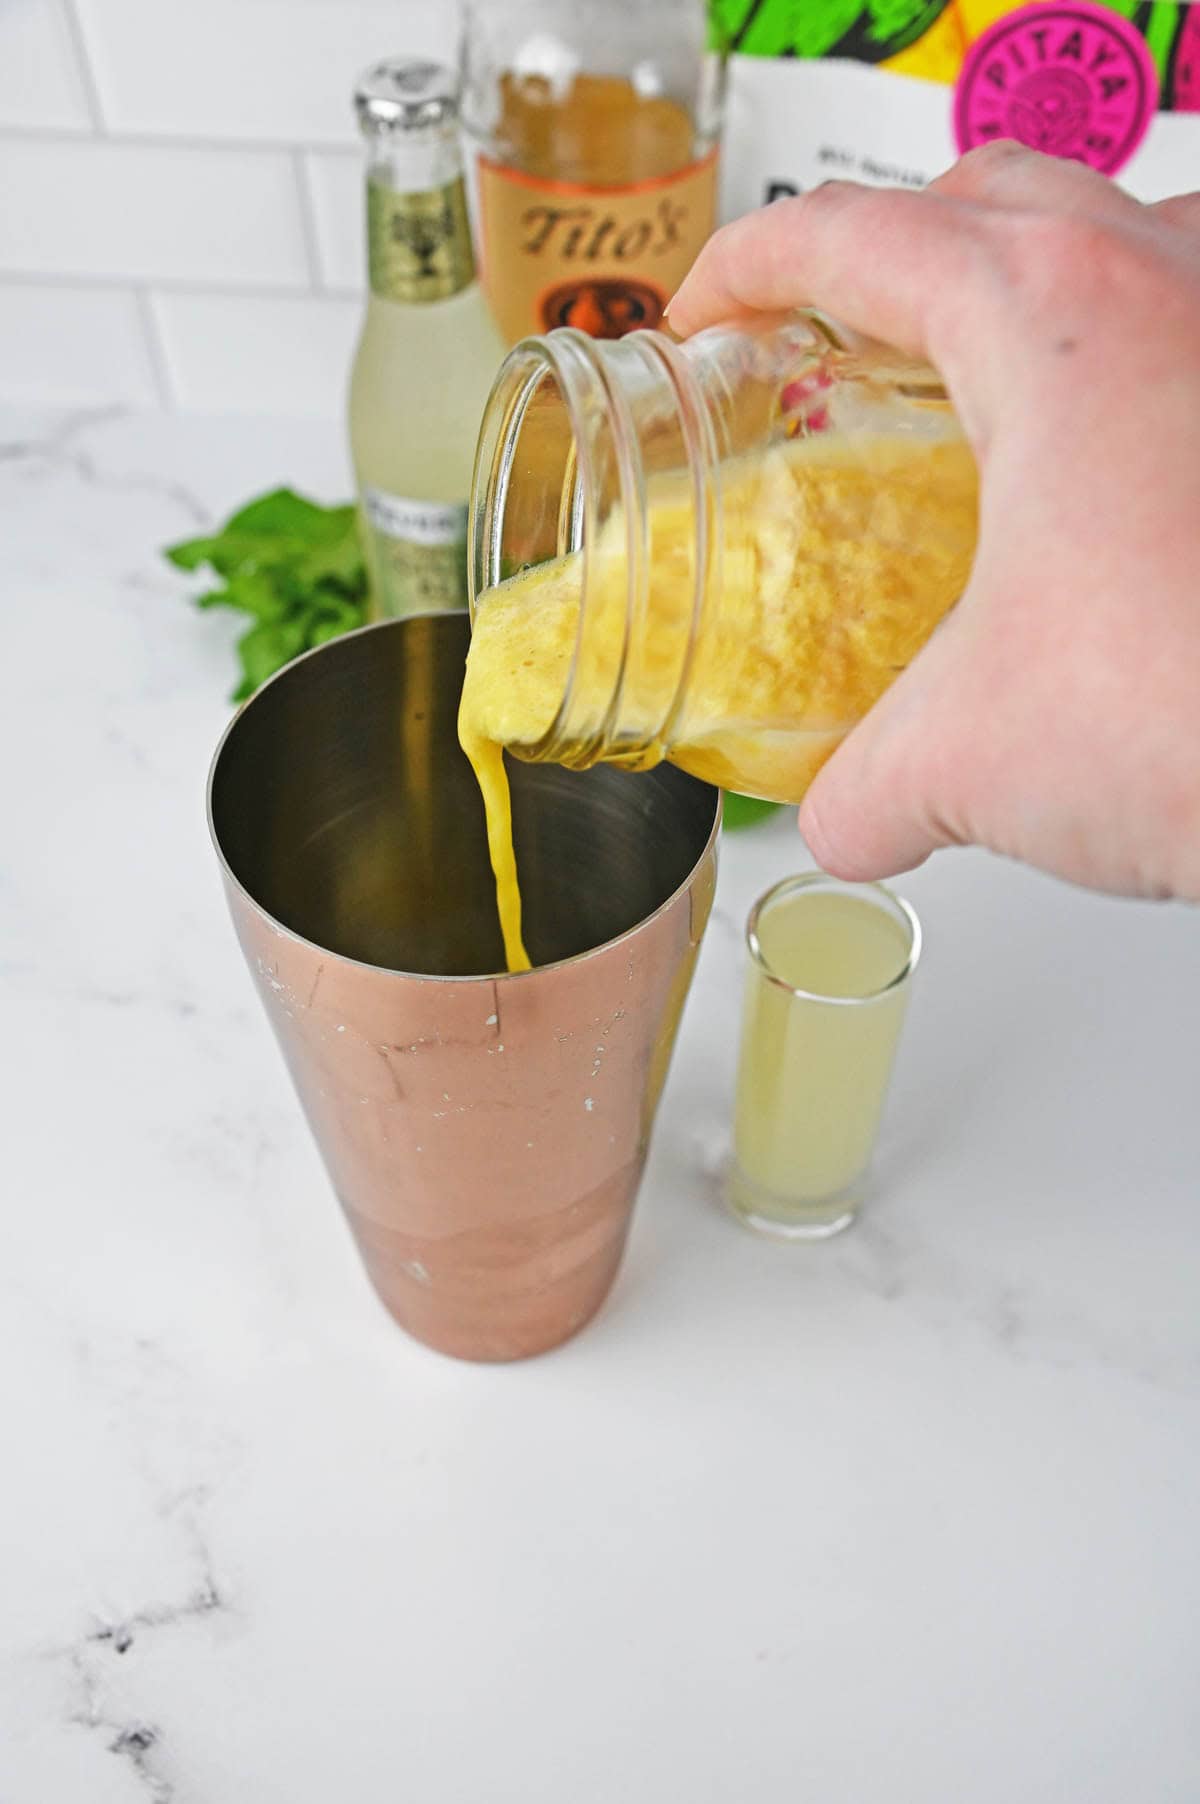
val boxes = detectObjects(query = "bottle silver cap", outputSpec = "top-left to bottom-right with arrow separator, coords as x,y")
354,59 -> 460,134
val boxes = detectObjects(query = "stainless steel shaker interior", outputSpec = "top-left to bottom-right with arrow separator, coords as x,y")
209,613 -> 719,977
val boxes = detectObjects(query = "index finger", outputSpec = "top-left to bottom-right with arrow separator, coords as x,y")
667,182 -> 989,365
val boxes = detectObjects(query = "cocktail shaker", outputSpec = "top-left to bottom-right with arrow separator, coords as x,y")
208,614 -> 719,1360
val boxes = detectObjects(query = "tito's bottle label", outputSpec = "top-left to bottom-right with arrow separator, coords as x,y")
474,151 -> 718,343
367,174 -> 476,304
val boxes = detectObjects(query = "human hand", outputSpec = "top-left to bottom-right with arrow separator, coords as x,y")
669,145 -> 1200,901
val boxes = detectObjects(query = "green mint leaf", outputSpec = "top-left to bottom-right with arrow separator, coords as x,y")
224,572 -> 291,621
235,617 -> 310,699
224,488 -> 337,540
292,515 -> 366,593
164,485 -> 368,702
309,597 -> 366,638
722,792 -> 782,830
309,618 -> 352,648
195,572 -> 288,620
165,535 -> 218,572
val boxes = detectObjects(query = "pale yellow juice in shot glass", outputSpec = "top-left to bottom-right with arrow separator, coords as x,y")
729,874 -> 920,1240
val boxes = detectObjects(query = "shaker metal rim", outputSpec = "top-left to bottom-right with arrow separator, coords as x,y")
745,871 -> 922,1007
206,615 -> 722,986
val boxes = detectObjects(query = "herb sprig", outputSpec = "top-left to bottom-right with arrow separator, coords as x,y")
165,487 -> 367,701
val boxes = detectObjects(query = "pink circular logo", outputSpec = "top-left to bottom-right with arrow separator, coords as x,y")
954,1 -> 1159,175
1174,5 -> 1200,113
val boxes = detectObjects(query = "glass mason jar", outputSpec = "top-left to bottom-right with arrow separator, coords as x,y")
459,0 -> 725,345
467,311 -> 980,805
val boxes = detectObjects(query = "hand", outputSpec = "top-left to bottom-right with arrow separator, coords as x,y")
669,145 -> 1200,901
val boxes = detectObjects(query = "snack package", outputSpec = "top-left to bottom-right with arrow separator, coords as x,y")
716,0 -> 1199,212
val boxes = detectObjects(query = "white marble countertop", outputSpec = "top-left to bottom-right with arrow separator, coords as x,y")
3,406 -> 1198,1803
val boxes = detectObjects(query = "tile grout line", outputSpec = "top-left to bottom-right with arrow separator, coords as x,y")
291,149 -> 326,292
58,0 -> 108,134
0,269 -> 360,301
133,286 -> 175,409
0,123 -> 359,158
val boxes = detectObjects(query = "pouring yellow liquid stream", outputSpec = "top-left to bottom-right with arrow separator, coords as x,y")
458,431 -> 978,973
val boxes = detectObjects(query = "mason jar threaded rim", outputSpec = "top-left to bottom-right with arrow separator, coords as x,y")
468,324 -> 720,771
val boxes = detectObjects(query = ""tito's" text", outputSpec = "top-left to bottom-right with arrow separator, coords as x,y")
520,199 -> 687,260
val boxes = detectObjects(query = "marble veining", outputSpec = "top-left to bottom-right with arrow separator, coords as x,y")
1,406 -> 209,527
3,405 -> 1199,1803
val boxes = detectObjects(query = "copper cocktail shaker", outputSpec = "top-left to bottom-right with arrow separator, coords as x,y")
208,615 -> 718,1360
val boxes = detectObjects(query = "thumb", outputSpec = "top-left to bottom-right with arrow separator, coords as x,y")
798,614 -> 971,880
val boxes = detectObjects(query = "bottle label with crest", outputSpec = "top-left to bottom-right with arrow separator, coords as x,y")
474,150 -> 719,344
367,175 -> 476,304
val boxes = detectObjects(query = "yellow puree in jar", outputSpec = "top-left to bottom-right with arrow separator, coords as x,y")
458,430 -> 978,974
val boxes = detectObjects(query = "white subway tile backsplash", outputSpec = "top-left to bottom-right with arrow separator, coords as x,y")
152,291 -> 359,416
74,0 -> 458,144
0,140 -> 311,286
0,0 -> 94,132
0,1 -> 468,409
0,281 -> 159,405
303,152 -> 365,293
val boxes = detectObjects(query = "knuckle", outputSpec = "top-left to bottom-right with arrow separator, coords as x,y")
960,139 -> 1032,171
798,178 -> 862,219
936,139 -> 1035,194
996,210 -> 1146,313
695,214 -> 745,270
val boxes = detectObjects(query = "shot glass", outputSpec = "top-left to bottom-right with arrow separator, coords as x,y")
727,873 -> 921,1240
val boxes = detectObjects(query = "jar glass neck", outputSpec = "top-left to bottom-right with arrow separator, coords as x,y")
469,327 -> 719,769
